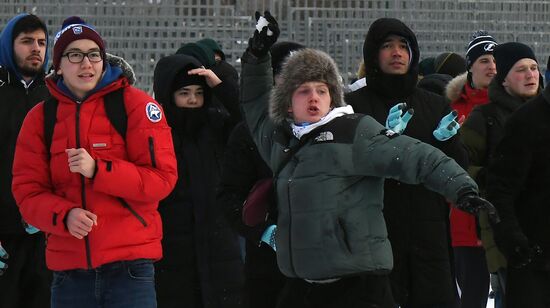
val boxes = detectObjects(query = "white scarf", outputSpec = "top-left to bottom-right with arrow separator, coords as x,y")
290,105 -> 354,139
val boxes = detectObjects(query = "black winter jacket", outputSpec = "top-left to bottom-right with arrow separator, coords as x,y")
345,17 -> 468,306
153,54 -> 244,308
217,121 -> 285,279
487,85 -> 550,270
0,66 -> 49,234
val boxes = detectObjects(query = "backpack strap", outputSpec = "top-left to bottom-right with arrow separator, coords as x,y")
43,97 -> 59,156
103,88 -> 127,138
43,88 -> 127,155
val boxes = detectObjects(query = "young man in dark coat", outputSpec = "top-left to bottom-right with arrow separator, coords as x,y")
475,43 -> 545,308
345,17 -> 467,307
0,13 -> 51,308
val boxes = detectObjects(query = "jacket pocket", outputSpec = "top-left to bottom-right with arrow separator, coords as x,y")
118,198 -> 147,227
336,218 -> 353,254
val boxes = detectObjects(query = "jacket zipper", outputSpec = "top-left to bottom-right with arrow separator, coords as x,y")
287,176 -> 297,276
148,136 -> 157,168
118,198 -> 147,227
76,103 -> 93,269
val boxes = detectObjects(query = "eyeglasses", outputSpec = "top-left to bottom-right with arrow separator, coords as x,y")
62,51 -> 103,64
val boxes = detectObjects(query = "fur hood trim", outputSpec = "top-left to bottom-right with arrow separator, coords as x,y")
269,48 -> 345,125
446,72 -> 467,102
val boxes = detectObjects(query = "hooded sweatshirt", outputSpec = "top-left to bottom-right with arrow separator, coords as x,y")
0,13 -> 49,83
0,13 -> 51,234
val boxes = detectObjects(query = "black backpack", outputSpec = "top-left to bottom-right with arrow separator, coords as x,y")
43,88 -> 127,152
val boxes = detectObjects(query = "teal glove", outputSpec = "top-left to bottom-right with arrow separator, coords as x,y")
261,225 -> 277,251
22,220 -> 40,234
0,242 -> 8,275
386,103 -> 414,134
433,110 -> 464,141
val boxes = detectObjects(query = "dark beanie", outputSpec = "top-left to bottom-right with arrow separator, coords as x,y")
196,38 -> 225,60
418,57 -> 435,76
53,16 -> 105,70
270,41 -> 305,76
466,30 -> 497,69
494,42 -> 537,84
176,43 -> 215,68
434,52 -> 466,77
171,66 -> 206,94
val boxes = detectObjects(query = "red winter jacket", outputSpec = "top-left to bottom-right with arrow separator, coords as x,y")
12,76 -> 177,271
447,73 -> 489,247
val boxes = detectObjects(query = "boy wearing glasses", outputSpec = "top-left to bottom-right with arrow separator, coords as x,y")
11,16 -> 177,308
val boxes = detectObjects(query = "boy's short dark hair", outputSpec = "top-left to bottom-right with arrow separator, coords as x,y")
12,14 -> 47,43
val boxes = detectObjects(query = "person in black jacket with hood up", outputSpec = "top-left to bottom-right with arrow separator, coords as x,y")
345,18 -> 467,307
153,54 -> 243,308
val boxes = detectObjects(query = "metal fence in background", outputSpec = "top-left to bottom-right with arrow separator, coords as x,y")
2,0 -> 550,92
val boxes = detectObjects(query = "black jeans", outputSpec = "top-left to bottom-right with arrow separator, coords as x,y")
454,246 -> 490,308
276,274 -> 395,308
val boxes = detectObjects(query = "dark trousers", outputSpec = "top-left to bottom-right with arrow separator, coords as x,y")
155,267 -> 202,308
506,266 -> 550,308
454,246 -> 490,308
244,276 -> 286,308
0,233 -> 51,308
276,274 -> 395,308
51,259 -> 156,308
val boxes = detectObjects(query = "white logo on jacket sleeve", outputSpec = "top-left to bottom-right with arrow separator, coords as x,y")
146,102 -> 162,123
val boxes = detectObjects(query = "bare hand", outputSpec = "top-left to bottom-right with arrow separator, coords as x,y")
66,208 -> 98,239
187,67 -> 222,88
66,148 -> 96,178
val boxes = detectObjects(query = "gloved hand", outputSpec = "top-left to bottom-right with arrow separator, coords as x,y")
493,223 -> 542,268
456,192 -> 500,224
22,220 -> 40,234
247,11 -> 280,58
261,225 -> 277,251
386,103 -> 414,134
433,110 -> 464,141
0,242 -> 8,275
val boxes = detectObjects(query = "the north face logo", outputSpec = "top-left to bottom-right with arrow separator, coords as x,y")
314,131 -> 334,142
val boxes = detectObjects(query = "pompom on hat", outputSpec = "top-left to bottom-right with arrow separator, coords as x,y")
53,16 -> 105,70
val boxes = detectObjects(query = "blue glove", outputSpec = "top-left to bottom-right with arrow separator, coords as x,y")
261,225 -> 277,251
0,242 -> 8,275
386,103 -> 414,134
433,110 -> 463,141
22,220 -> 40,234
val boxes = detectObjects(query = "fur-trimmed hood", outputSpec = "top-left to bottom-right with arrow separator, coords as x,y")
446,72 -> 467,102
269,48 -> 345,125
